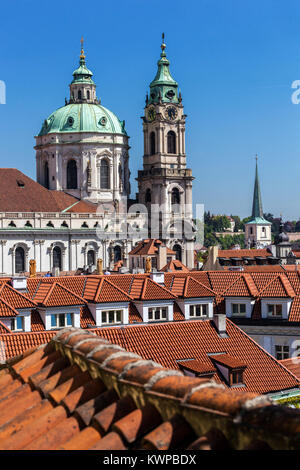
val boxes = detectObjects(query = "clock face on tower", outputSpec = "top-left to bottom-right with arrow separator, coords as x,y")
147,107 -> 156,122
165,106 -> 178,121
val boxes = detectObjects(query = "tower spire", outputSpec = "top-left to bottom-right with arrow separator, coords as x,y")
148,34 -> 178,104
80,37 -> 86,64
251,155 -> 264,219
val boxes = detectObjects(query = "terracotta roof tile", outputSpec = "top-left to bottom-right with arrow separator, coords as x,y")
0,169 -> 98,213
210,353 -> 247,369
182,276 -> 216,298
129,239 -> 175,256
222,274 -> 259,297
0,329 -> 298,450
258,275 -> 295,298
33,281 -> 86,307
218,249 -> 272,259
141,277 -> 177,301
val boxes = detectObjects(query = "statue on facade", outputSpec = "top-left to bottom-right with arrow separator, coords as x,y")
145,256 -> 152,273
97,258 -> 103,275
29,259 -> 36,278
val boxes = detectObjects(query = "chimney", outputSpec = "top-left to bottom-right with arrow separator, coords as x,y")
212,313 -> 227,336
158,245 -> 167,271
11,276 -> 27,292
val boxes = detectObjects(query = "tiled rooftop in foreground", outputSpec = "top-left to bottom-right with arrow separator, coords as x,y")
0,328 -> 300,450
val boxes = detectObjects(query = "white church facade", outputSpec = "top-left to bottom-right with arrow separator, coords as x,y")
0,38 -> 195,276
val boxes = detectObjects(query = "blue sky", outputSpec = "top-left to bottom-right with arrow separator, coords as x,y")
1,0 -> 300,219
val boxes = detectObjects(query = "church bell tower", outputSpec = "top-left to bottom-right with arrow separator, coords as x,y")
137,35 -> 195,268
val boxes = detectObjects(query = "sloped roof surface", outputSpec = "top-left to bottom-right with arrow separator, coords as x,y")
0,328 -> 299,450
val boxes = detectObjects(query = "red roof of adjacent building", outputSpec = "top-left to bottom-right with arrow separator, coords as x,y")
0,329 -> 299,450
0,169 -> 97,213
33,282 -> 86,307
218,249 -> 272,259
89,319 -> 299,394
129,239 -> 175,256
161,259 -> 190,272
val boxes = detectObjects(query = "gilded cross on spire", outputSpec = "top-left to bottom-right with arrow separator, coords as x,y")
80,36 -> 85,60
161,32 -> 166,52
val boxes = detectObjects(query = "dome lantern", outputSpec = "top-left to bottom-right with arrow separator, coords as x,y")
69,38 -> 98,104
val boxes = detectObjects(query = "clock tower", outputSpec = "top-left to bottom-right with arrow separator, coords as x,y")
137,35 -> 195,269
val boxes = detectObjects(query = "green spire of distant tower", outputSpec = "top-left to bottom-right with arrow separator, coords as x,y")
251,155 -> 264,219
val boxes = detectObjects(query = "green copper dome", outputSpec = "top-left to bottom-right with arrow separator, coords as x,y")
38,103 -> 127,136
38,40 -> 127,136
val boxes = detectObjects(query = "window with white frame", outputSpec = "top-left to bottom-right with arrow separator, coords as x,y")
267,304 -> 282,318
51,313 -> 73,329
101,310 -> 122,325
275,345 -> 289,360
231,303 -> 246,316
148,307 -> 168,321
189,304 -> 208,318
10,316 -> 24,332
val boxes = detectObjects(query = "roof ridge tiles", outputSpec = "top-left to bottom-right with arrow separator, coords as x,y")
0,297 -> 20,317
226,318 -> 300,386
183,276 -> 217,297
258,274 -> 295,298
1,327 -> 300,449
101,277 -> 134,301
141,277 -> 177,300
3,283 -> 37,307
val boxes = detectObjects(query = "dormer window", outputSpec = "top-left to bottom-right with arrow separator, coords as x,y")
189,304 -> 207,318
268,304 -> 282,318
11,316 -> 24,332
148,307 -> 167,321
210,354 -> 246,387
101,309 -> 122,325
231,303 -> 246,316
51,313 -> 73,329
231,370 -> 244,385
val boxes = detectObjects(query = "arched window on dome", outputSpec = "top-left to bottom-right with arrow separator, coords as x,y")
100,159 -> 110,189
87,90 -> 90,100
15,247 -> 25,273
167,131 -> 176,154
150,132 -> 156,155
44,162 -> 49,189
78,90 -> 82,100
67,160 -> 78,189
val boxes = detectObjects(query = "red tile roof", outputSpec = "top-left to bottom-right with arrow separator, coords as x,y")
178,360 -> 216,375
182,276 -> 215,298
33,282 -> 86,307
0,283 -> 37,310
210,354 -> 247,370
258,275 -> 295,298
140,278 -> 177,301
279,358 -> 300,380
0,169 -> 97,213
129,239 -> 175,256
222,274 -> 259,297
84,277 -> 133,303
0,328 -> 298,450
218,249 -> 272,259
161,259 -> 190,272
89,319 -> 299,394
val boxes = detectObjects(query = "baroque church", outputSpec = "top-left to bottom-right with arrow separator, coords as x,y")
0,37 -> 195,275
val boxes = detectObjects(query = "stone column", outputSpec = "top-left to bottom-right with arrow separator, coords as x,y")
0,241 -> 6,274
